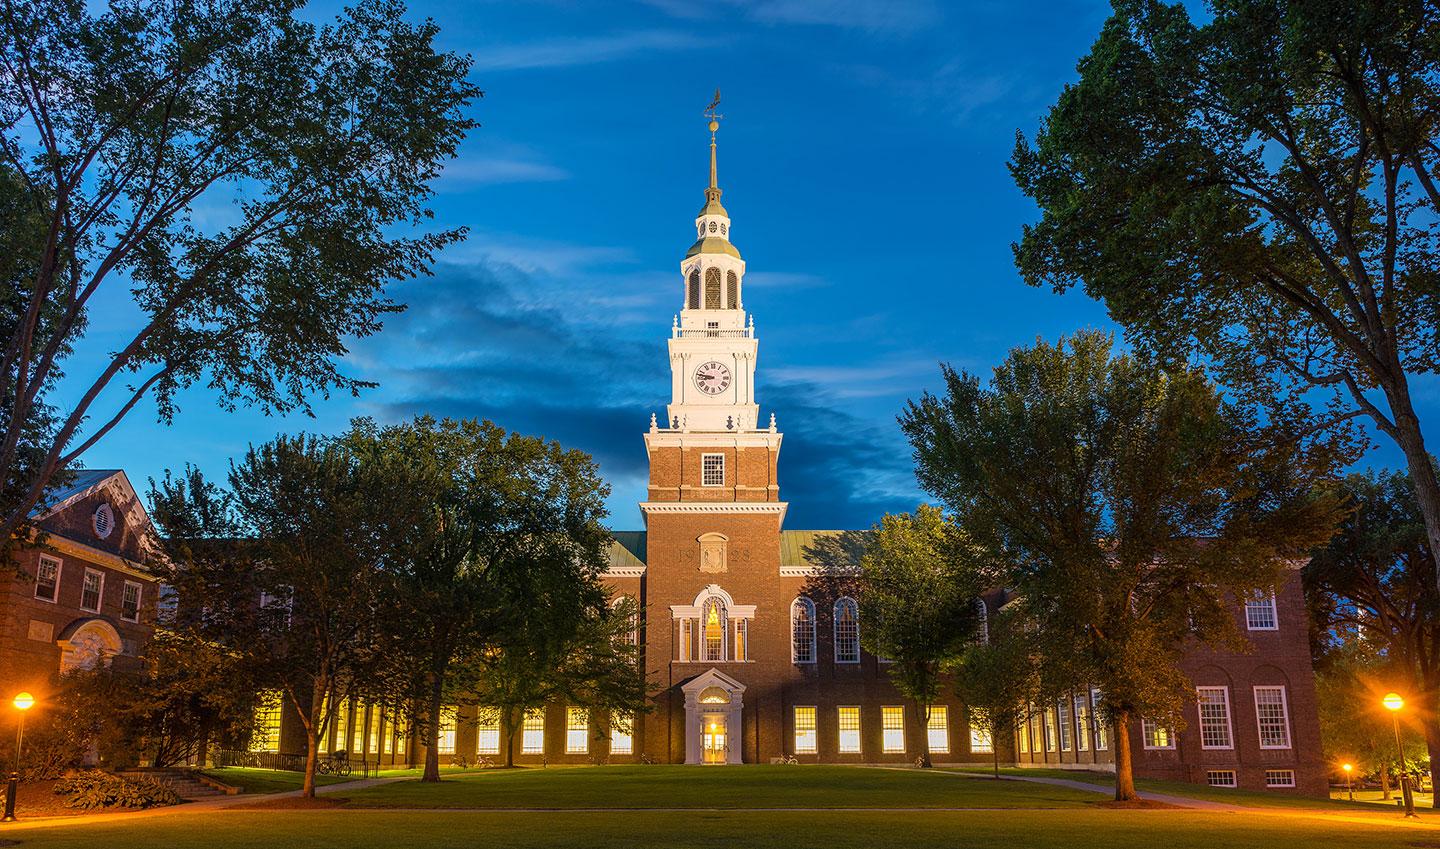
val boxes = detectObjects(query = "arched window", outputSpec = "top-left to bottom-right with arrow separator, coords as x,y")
834,597 -> 860,664
612,596 -> 639,646
705,267 -> 722,309
726,271 -> 738,309
688,269 -> 701,310
702,596 -> 727,661
791,597 -> 816,664
974,598 -> 989,645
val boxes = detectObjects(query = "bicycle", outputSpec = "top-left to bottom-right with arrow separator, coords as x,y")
317,752 -> 353,777
638,752 -> 658,765
451,755 -> 471,769
781,753 -> 799,765
476,755 -> 495,769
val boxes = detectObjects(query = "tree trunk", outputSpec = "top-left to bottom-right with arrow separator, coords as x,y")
502,707 -> 517,769
421,659 -> 447,782
1382,765 -> 1392,800
1111,709 -> 1139,802
301,680 -> 326,799
1389,393 -> 1440,591
1425,703 -> 1440,809
917,700 -> 932,768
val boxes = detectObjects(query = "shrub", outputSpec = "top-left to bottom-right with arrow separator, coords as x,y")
52,770 -> 182,809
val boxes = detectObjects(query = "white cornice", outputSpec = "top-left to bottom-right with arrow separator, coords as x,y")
603,566 -> 646,578
640,501 -> 788,524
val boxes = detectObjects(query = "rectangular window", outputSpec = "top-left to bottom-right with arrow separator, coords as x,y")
1057,699 -> 1073,751
1030,712 -> 1043,753
970,722 -> 993,754
477,711 -> 501,755
1017,715 -> 1028,754
1197,687 -> 1234,750
794,706 -> 817,754
121,581 -> 142,622
1265,769 -> 1296,788
333,700 -> 350,754
1245,591 -> 1278,630
349,703 -> 365,754
251,693 -> 282,753
1074,695 -> 1090,752
1142,719 -> 1175,749
522,708 -> 545,754
611,712 -> 633,755
882,706 -> 905,753
1254,686 -> 1291,749
381,709 -> 393,755
567,707 -> 589,754
1091,689 -> 1108,751
838,706 -> 861,754
702,453 -> 725,487
437,706 -> 457,755
927,705 -> 950,754
1042,708 -> 1056,752
680,618 -> 693,661
81,568 -> 103,612
368,707 -> 382,755
394,718 -> 407,757
34,556 -> 60,602
1206,770 -> 1237,788
733,619 -> 748,661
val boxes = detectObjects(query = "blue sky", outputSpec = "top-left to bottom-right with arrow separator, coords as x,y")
69,0 -> 1407,531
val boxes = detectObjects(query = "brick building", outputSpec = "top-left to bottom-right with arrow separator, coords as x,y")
1,470 -> 161,703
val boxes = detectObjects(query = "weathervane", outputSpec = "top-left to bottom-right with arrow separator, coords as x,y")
705,88 -> 723,139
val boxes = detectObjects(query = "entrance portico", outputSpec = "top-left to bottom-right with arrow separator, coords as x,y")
681,668 -> 746,764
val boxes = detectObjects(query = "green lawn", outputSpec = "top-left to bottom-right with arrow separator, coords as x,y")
339,765 -> 1099,809
200,767 -> 355,794
6,809 -> 1427,849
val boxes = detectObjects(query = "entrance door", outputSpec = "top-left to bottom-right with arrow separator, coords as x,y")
702,716 -> 727,764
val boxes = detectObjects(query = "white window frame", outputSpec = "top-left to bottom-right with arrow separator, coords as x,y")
1057,699 -> 1073,751
701,453 -> 725,487
34,555 -> 61,603
566,706 -> 589,754
833,597 -> 860,664
80,567 -> 104,613
121,580 -> 142,623
837,706 -> 861,754
437,706 -> 457,755
1141,719 -> 1175,750
791,597 -> 816,664
477,711 -> 501,755
969,721 -> 993,754
522,708 -> 545,754
1090,688 -> 1108,751
1073,694 -> 1090,752
610,712 -> 633,755
1206,770 -> 1238,788
1197,686 -> 1235,750
1264,769 -> 1296,788
927,705 -> 950,754
1245,591 -> 1279,631
1042,707 -> 1056,752
882,706 -> 906,754
793,706 -> 817,754
1253,686 -> 1292,750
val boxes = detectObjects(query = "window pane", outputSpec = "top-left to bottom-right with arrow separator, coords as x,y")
969,722 -> 993,754
1073,695 -> 1090,752
81,570 -> 102,611
1197,687 -> 1233,749
523,708 -> 545,754
882,706 -> 905,753
834,598 -> 859,664
1142,719 -> 1174,749
437,706 -> 457,755
1245,592 -> 1278,630
1254,687 -> 1291,749
1090,689 -> 1108,750
122,582 -> 141,621
611,712 -> 633,755
703,598 -> 726,662
251,692 -> 282,753
792,599 -> 815,663
1057,699 -> 1073,751
928,706 -> 949,754
838,706 -> 861,754
567,707 -> 588,754
702,454 -> 725,486
35,557 -> 59,601
794,706 -> 817,754
477,711 -> 501,754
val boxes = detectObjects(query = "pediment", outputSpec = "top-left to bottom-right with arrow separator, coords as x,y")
679,667 -> 747,697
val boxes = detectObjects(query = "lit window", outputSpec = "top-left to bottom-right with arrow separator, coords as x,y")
251,692 -> 282,753
703,597 -> 727,661
477,711 -> 500,754
1073,694 -> 1090,752
702,454 -> 725,487
522,708 -> 545,754
1042,708 -> 1056,752
1091,689 -> 1108,750
1057,699 -> 1073,751
928,705 -> 949,754
834,597 -> 860,664
34,556 -> 60,602
1254,686 -> 1291,749
437,706 -> 457,755
970,721 -> 993,754
838,706 -> 861,753
121,581 -> 141,622
733,618 -> 748,661
567,707 -> 589,754
882,706 -> 905,753
1265,769 -> 1296,788
1206,770 -> 1237,788
1245,591 -> 1278,630
368,707 -> 382,754
1142,719 -> 1174,749
351,702 -> 366,754
791,598 -> 816,664
1017,716 -> 1028,754
393,716 -> 407,757
794,706 -> 817,754
611,712 -> 633,755
1197,687 -> 1234,749
81,568 -> 103,612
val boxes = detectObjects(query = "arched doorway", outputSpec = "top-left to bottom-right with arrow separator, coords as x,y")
681,669 -> 746,765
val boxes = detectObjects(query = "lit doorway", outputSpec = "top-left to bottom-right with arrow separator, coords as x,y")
702,715 -> 727,764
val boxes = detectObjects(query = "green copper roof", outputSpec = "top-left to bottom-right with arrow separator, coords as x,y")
609,531 -> 647,569
685,236 -> 742,259
779,530 -> 871,569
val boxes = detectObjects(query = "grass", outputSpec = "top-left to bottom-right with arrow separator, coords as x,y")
200,767 -> 355,795
338,765 -> 1100,809
6,808 -> 1429,849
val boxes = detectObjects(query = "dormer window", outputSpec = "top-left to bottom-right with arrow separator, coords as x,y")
93,503 -> 115,539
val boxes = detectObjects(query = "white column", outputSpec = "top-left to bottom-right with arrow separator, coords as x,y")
684,692 -> 701,764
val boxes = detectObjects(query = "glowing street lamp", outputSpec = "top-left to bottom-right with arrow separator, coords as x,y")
2,692 -> 35,823
1383,693 -> 1418,819
1342,763 -> 1354,802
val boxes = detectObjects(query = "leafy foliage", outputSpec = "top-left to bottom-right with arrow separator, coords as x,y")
53,770 -> 182,809
953,607 -> 1042,778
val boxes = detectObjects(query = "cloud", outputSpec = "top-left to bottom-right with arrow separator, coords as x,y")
742,271 -> 830,289
767,360 -> 936,399
640,0 -> 940,34
470,30 -> 706,72
437,158 -> 568,187
846,58 -> 1015,125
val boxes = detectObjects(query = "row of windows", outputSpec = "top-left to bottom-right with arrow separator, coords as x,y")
791,705 -> 991,756
1017,690 -> 1110,754
1204,769 -> 1296,789
509,708 -> 634,755
686,267 -> 740,310
790,597 -> 860,664
33,555 -> 142,622
1145,685 -> 1292,751
696,219 -> 729,238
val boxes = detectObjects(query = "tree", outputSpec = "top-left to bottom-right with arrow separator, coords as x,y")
1011,0 -> 1440,588
346,416 -> 615,782
1306,469 -> 1440,803
0,0 -> 479,563
900,331 -> 1344,800
850,506 -> 984,768
953,607 -> 1041,778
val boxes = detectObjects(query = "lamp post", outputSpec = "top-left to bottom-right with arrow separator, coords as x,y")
1383,692 -> 1418,819
2,692 -> 34,823
1343,762 -> 1354,802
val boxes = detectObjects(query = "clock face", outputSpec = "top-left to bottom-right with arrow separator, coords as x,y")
694,361 -> 732,395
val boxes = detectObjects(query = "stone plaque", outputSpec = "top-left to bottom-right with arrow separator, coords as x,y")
27,619 -> 53,643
